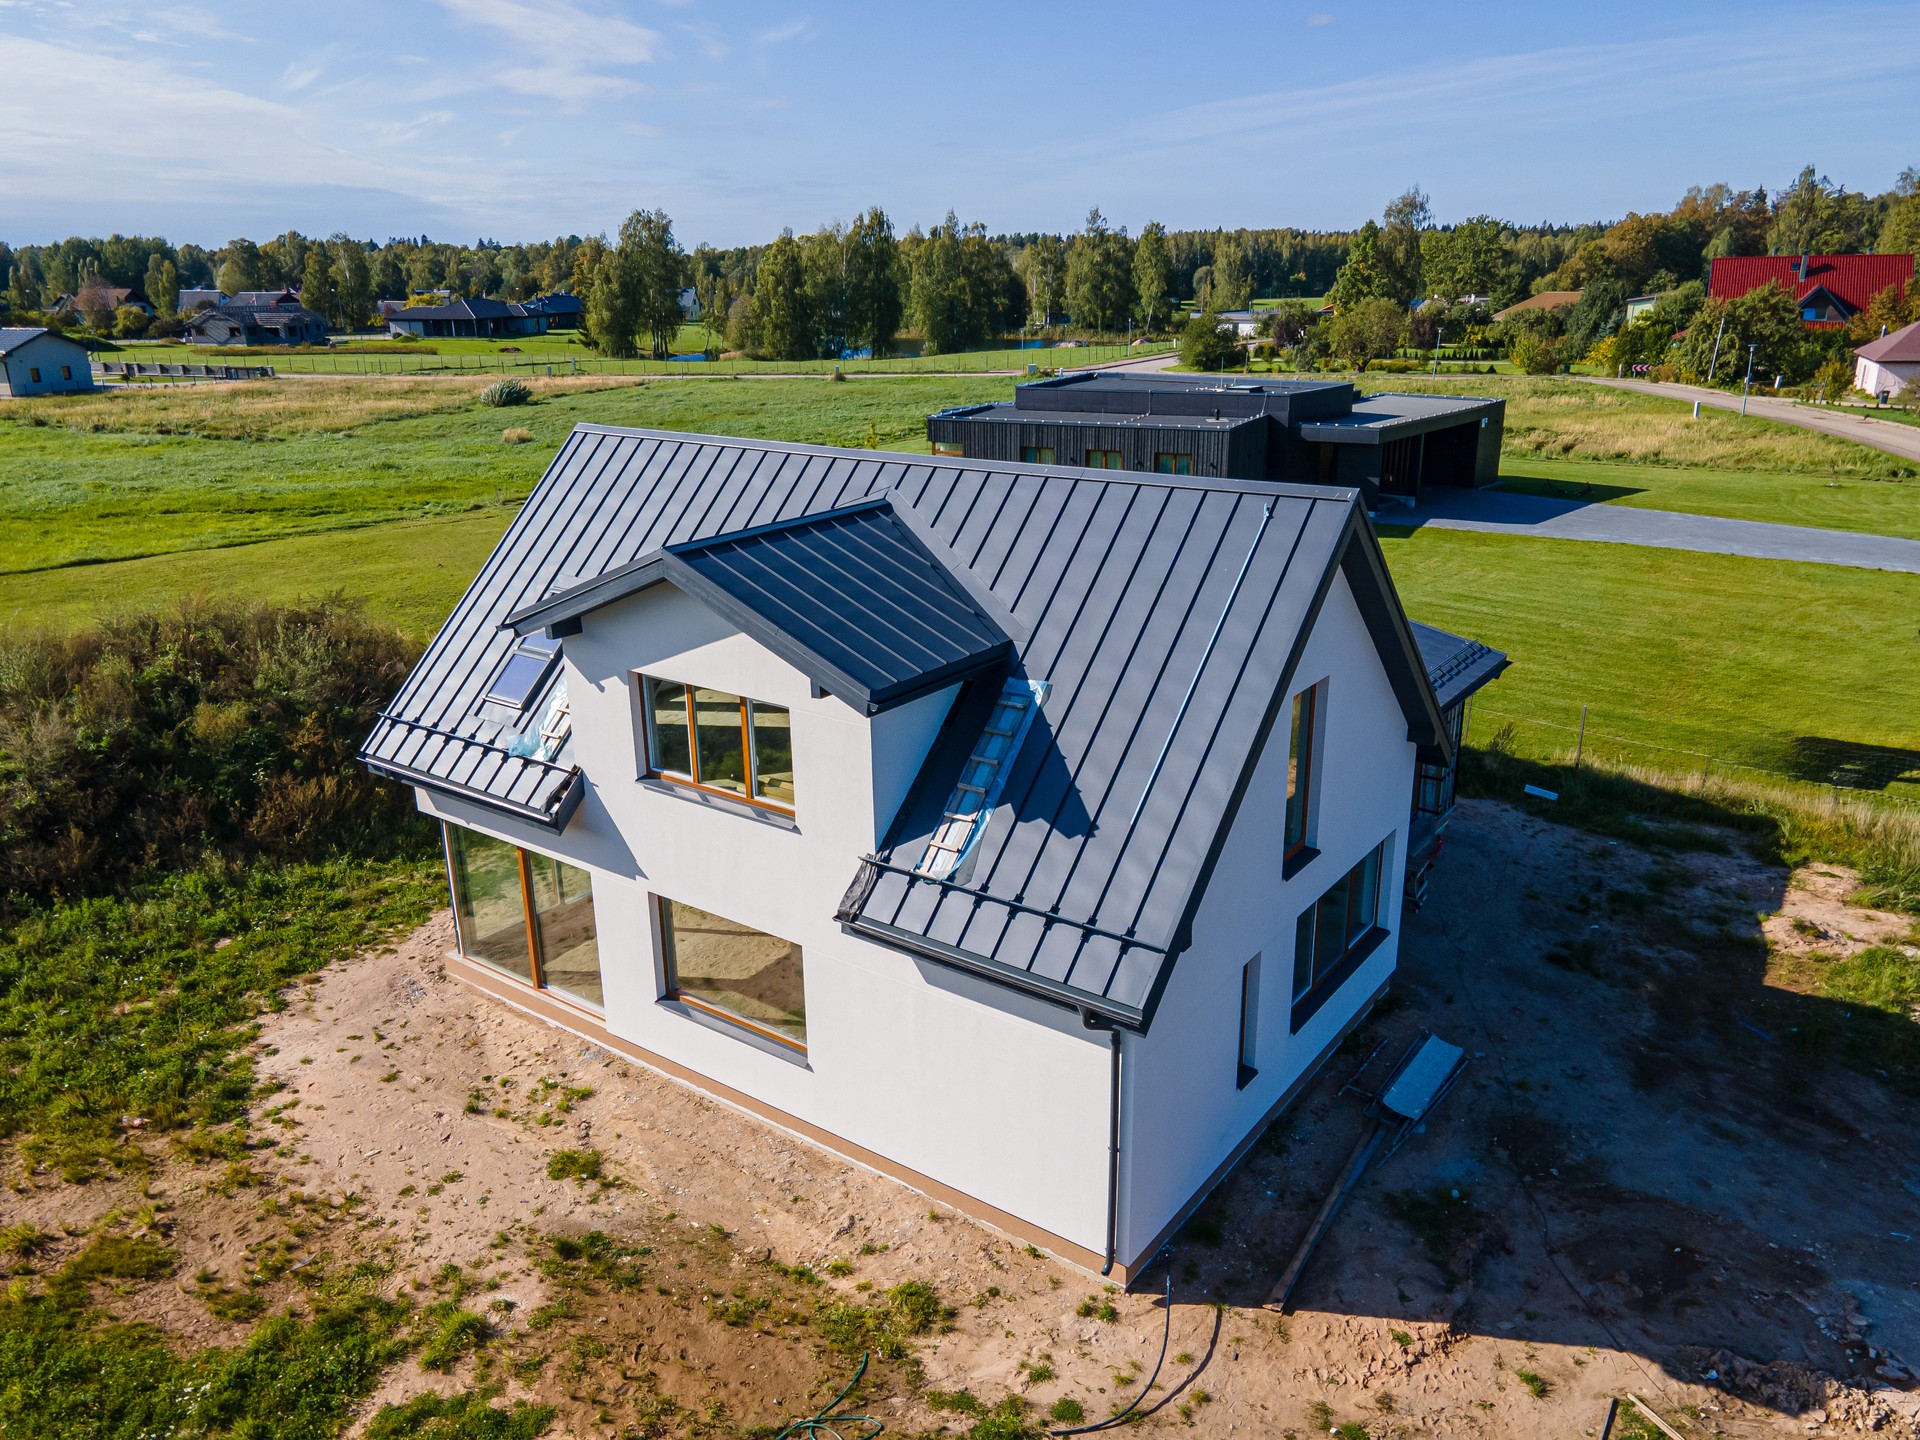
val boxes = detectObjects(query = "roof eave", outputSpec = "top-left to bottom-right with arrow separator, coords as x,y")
361,752 -> 584,832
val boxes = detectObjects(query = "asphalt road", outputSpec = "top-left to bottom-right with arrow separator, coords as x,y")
1582,376 -> 1920,466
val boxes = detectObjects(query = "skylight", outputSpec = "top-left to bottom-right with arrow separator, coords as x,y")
915,677 -> 1048,881
482,634 -> 560,715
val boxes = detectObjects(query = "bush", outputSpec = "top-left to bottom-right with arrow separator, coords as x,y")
478,378 -> 532,407
1177,311 -> 1241,371
0,597 -> 424,905
1507,331 -> 1564,375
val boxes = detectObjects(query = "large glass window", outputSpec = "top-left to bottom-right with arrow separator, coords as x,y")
641,677 -> 795,812
1154,452 -> 1193,475
659,897 -> 806,1050
1284,682 -> 1322,859
1086,449 -> 1123,469
1020,445 -> 1055,464
448,827 -> 533,981
445,824 -> 603,1009
1292,838 -> 1389,1006
528,854 -> 603,1008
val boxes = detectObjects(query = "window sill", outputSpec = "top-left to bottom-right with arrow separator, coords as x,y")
659,996 -> 811,1069
1281,845 -> 1320,881
638,775 -> 800,831
1289,925 -> 1390,1035
1236,1063 -> 1259,1091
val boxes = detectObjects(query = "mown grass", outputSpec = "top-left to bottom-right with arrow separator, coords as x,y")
0,855 -> 440,1181
1377,525 -> 1920,803
1357,374 -> 1914,480
0,376 -> 1013,577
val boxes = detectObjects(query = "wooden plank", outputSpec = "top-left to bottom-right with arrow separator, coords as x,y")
1265,1119 -> 1385,1311
1598,1397 -> 1618,1440
1625,1393 -> 1688,1440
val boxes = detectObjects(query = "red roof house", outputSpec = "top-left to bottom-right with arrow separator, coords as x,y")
1708,253 -> 1913,329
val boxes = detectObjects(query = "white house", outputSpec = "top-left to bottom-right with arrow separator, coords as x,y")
0,327 -> 95,396
362,427 -> 1499,1278
1854,319 -> 1920,399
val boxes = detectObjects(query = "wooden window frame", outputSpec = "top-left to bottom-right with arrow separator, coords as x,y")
930,441 -> 964,456
657,895 -> 808,1055
28,367 -> 40,383
442,821 -> 606,1014
1154,452 -> 1193,475
1020,445 -> 1056,465
1283,681 -> 1322,871
639,676 -> 795,815
1086,448 -> 1123,469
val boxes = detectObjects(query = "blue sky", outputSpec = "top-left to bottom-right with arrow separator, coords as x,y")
3,0 -> 1917,247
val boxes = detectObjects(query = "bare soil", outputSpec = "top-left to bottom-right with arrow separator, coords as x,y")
9,799 -> 1919,1438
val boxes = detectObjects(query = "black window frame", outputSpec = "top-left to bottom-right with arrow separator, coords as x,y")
1282,681 -> 1323,876
1289,837 -> 1390,1033
1236,955 -> 1260,1089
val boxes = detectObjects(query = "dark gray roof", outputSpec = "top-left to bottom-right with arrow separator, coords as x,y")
0,326 -> 58,356
1298,392 -> 1501,445
363,427 -> 1450,1029
935,405 -> 1259,433
1408,621 -> 1509,710
507,497 -> 1014,714
393,297 -> 529,322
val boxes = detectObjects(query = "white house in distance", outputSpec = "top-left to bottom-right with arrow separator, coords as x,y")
1855,318 -> 1920,399
0,327 -> 96,396
361,427 -> 1503,1278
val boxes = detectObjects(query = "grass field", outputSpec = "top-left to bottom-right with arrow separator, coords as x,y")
6,372 -> 1918,803
108,329 -> 1166,377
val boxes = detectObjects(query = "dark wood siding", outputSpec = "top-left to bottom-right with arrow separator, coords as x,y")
927,416 -> 1261,479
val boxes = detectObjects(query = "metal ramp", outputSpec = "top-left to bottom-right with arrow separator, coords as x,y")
1266,1031 -> 1469,1312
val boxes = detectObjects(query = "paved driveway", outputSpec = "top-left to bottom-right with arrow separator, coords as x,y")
1393,485 -> 1920,573
1584,377 -> 1920,466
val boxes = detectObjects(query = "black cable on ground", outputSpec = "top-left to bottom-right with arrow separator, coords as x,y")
1050,1266 -> 1175,1436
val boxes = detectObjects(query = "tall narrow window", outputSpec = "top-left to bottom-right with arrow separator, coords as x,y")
1284,682 -> 1322,862
640,677 -> 794,812
448,827 -> 533,981
1237,956 -> 1261,1089
659,897 -> 807,1050
528,854 -> 603,1008
445,824 -> 602,1009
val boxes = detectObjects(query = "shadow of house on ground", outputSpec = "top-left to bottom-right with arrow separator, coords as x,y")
1784,736 -> 1920,793
1161,786 -> 1920,1434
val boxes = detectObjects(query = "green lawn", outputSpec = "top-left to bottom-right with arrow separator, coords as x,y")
1380,524 -> 1920,800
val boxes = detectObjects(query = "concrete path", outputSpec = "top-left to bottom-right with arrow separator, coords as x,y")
1584,376 -> 1920,466
1394,485 -> 1920,573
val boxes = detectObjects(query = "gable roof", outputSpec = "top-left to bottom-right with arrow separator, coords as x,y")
0,326 -> 64,356
1709,254 -> 1912,316
362,427 -> 1450,1030
507,497 -> 1014,713
1857,317 -> 1920,364
1493,290 -> 1582,320
1408,621 -> 1509,709
393,297 -> 530,322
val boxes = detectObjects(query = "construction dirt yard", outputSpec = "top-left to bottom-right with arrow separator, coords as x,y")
11,796 -> 1919,1440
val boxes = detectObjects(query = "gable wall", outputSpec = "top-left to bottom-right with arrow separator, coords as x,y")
1111,567 -> 1416,1266
418,581 -> 1114,1257
0,335 -> 94,396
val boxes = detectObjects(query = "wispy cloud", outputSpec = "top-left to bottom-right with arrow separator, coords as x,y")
1303,12 -> 1334,26
279,55 -> 326,92
431,0 -> 659,102
147,4 -> 251,42
757,17 -> 811,45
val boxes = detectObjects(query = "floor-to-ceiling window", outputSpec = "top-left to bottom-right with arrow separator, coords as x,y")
445,823 -> 603,1009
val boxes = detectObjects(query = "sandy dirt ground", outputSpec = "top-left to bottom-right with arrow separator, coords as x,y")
9,798 -> 1919,1438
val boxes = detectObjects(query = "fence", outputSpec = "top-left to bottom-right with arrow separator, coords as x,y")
1465,699 -> 1920,813
98,361 -> 276,380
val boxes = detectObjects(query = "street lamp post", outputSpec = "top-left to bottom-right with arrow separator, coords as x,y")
1740,343 -> 1757,417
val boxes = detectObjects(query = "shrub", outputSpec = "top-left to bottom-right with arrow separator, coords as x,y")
0,597 -> 425,905
1177,311 -> 1241,371
478,378 -> 532,407
545,1149 -> 604,1183
1507,332 -> 1564,375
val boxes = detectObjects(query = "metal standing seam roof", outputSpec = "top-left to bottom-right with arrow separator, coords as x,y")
362,426 -> 1452,1029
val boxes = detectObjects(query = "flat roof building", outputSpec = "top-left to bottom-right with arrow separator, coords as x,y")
928,372 -> 1503,508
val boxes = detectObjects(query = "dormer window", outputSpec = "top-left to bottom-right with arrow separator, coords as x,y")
641,676 -> 795,811
482,634 -> 560,716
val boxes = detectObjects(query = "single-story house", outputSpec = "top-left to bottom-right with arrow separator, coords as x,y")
927,373 -> 1504,510
1854,318 -> 1920,398
53,286 -> 154,318
0,327 -> 96,396
521,292 -> 584,330
1214,310 -> 1262,338
677,286 -> 701,320
184,299 -> 329,346
361,425 -> 1503,1278
1709,253 -> 1912,329
1492,290 -> 1581,322
387,297 -> 551,340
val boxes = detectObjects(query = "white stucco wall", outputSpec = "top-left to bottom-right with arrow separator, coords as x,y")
1112,569 -> 1415,1264
1855,356 -> 1919,396
0,335 -> 94,396
418,580 -> 1114,1254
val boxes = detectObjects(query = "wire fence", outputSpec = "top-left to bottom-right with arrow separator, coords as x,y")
1465,699 -> 1920,813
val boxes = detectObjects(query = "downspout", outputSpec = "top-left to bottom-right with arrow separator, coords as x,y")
1096,1021 -> 1124,1275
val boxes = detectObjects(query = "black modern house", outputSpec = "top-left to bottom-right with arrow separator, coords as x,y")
928,372 -> 1504,509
